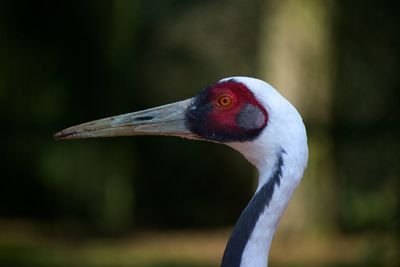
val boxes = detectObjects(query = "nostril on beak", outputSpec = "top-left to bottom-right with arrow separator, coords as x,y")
134,116 -> 154,121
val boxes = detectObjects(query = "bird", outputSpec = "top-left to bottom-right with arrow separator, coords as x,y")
55,76 -> 308,267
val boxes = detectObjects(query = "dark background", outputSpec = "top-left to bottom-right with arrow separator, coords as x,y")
0,0 -> 398,266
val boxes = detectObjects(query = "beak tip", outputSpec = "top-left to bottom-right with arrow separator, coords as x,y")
54,130 -> 74,140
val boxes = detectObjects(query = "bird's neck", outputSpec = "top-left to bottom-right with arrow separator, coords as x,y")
221,148 -> 301,267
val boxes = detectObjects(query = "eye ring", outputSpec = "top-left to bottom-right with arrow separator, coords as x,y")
216,94 -> 233,109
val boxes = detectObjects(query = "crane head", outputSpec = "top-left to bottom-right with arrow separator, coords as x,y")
55,76 -> 307,172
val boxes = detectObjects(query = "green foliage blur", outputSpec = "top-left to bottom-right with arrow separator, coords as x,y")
0,0 -> 399,266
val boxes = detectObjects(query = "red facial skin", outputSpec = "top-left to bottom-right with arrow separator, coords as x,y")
186,79 -> 269,142
206,81 -> 268,132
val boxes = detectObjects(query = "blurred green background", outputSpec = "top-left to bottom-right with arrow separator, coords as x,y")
0,0 -> 399,266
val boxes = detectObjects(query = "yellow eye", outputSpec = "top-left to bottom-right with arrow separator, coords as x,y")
216,94 -> 233,109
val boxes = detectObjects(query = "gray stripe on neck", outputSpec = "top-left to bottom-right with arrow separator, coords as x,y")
220,148 -> 285,267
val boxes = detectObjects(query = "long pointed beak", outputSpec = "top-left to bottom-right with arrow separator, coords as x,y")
54,98 -> 200,140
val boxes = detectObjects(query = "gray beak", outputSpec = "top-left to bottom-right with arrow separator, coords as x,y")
54,98 -> 201,140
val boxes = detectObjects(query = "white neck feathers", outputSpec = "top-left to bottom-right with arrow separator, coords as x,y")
221,77 -> 308,267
